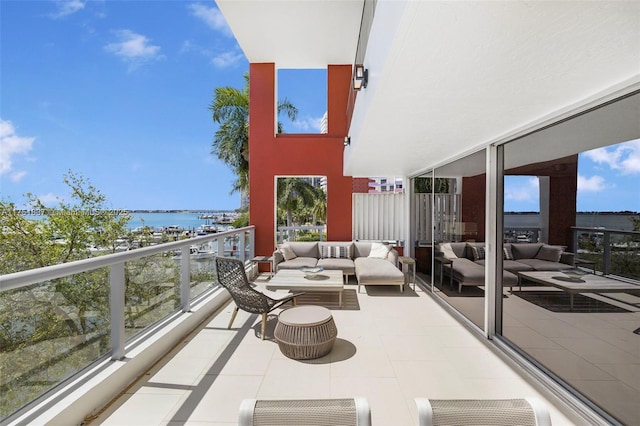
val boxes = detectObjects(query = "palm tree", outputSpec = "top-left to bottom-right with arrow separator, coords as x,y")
310,186 -> 327,225
210,73 -> 298,194
277,178 -> 318,240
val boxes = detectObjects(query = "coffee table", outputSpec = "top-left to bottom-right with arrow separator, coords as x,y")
265,269 -> 344,307
516,270 -> 640,311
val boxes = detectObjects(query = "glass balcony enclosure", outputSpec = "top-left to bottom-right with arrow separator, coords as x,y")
413,91 -> 640,425
0,227 -> 255,422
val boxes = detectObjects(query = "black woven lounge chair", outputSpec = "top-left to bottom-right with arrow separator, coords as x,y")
215,256 -> 301,339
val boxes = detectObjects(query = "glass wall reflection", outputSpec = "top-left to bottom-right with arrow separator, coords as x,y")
430,150 -> 487,329
501,92 -> 640,425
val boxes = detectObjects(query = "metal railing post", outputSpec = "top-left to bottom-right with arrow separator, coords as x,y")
238,231 -> 246,263
217,236 -> 225,258
603,231 -> 611,275
181,246 -> 191,312
110,263 -> 126,360
249,229 -> 255,260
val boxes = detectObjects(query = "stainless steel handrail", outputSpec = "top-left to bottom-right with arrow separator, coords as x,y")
0,226 -> 255,291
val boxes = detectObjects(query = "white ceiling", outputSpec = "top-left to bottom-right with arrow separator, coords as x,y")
216,0 -> 363,68
216,0 -> 640,178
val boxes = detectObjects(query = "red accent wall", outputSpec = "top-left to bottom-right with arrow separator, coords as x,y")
461,175 -> 486,241
352,177 -> 373,193
249,64 -> 353,256
459,155 -> 578,248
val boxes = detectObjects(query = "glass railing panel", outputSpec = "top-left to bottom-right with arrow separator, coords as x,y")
0,268 -> 110,418
575,228 -> 640,281
0,226 -> 254,420
123,252 -> 180,339
189,255 -> 217,300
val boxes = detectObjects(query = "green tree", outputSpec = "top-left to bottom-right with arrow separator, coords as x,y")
209,72 -> 298,195
310,186 -> 327,225
0,172 -> 136,417
0,171 -> 131,273
414,177 -> 451,193
232,207 -> 249,228
276,178 -> 318,229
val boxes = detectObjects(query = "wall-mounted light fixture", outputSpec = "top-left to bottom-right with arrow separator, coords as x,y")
353,65 -> 368,91
343,136 -> 351,146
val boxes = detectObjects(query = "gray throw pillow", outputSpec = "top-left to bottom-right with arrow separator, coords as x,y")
535,245 -> 564,262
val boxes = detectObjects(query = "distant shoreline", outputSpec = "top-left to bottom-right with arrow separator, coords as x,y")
505,211 -> 639,215
125,209 -> 236,213
123,210 -> 638,215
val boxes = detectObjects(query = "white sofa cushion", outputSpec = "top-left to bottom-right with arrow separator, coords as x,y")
354,257 -> 404,284
279,244 -> 297,261
368,242 -> 390,259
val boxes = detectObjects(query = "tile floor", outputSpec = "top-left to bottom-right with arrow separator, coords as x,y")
90,280 -> 582,426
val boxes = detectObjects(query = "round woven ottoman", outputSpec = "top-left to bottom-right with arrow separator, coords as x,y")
274,306 -> 337,360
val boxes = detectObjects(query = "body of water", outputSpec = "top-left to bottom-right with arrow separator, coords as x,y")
128,212 -> 636,232
504,213 -> 637,231
20,212 -> 637,232
128,213 -> 212,230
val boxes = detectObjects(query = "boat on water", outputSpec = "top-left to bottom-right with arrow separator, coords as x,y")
172,244 -> 216,260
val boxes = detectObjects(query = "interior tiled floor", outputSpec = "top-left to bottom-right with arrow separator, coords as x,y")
90,278 -> 582,426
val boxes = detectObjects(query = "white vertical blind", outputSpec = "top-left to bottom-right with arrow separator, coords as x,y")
414,193 -> 462,243
352,193 -> 406,242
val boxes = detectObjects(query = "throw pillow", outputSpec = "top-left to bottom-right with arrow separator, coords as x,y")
536,244 -> 564,262
503,246 -> 514,260
368,242 -> 390,259
470,245 -> 485,261
321,245 -> 352,259
279,244 -> 297,261
439,243 -> 458,260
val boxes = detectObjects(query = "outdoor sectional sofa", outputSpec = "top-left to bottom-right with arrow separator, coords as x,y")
272,241 -> 406,293
439,242 -> 575,293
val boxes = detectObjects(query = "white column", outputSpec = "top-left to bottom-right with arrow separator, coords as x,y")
402,176 -> 412,258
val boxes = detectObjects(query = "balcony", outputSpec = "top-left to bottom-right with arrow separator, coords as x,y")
86,282 -> 580,425
1,226 -> 605,425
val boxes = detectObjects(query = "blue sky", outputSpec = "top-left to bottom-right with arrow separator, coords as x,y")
505,140 -> 640,212
0,0 -> 327,211
1,1 -> 638,213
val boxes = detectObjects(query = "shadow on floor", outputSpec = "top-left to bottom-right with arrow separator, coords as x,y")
513,290 -> 630,313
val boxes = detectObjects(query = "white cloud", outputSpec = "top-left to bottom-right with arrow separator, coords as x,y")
105,30 -> 165,68
505,177 -> 538,201
291,115 -> 324,133
577,174 -> 607,192
0,119 -> 35,176
583,139 -> 640,175
37,193 -> 62,205
188,3 -> 233,36
10,171 -> 27,183
50,0 -> 85,19
211,51 -> 244,68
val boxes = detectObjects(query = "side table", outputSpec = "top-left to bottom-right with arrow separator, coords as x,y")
274,306 -> 337,360
251,255 -> 274,279
434,256 -> 453,289
398,256 -> 416,291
